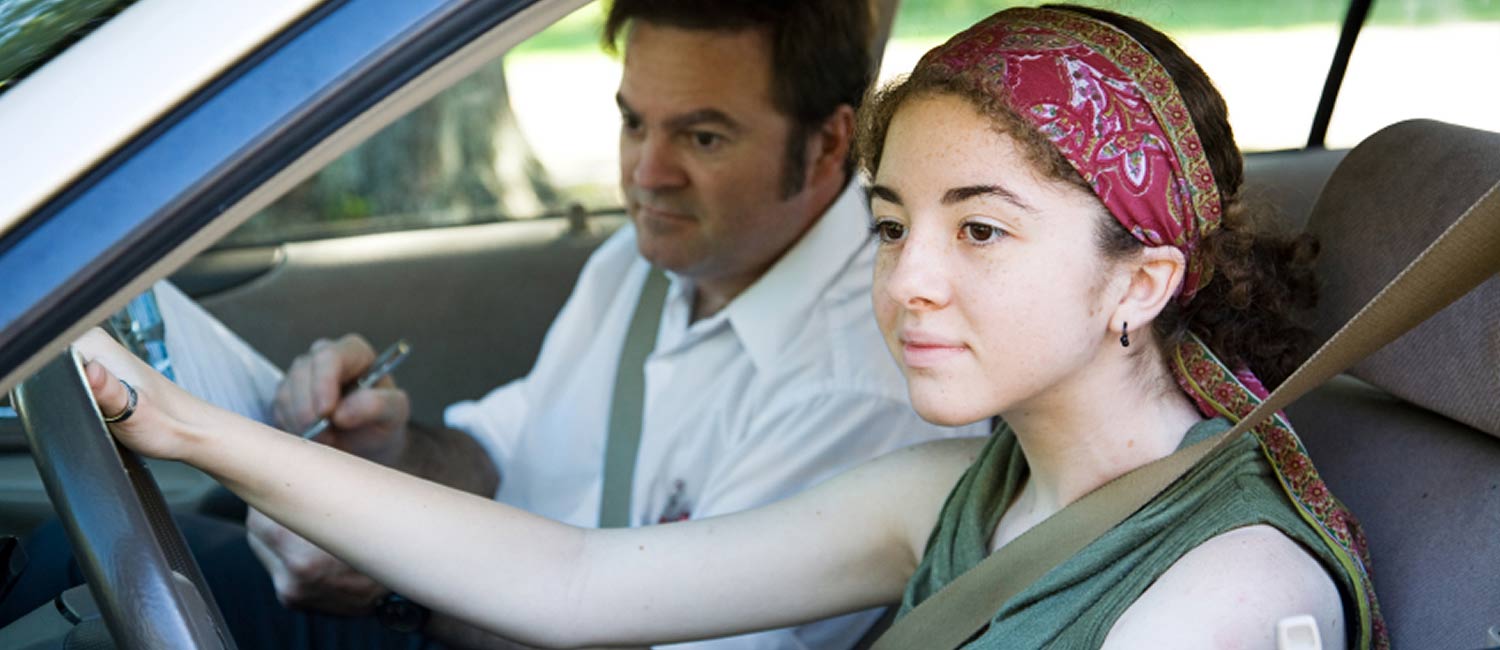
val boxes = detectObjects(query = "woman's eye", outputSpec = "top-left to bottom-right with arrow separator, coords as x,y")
871,220 -> 907,243
961,222 -> 1003,243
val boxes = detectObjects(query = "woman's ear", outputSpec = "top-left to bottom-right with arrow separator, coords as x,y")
1109,246 -> 1186,341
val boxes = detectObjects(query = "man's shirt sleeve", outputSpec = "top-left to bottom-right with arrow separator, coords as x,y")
695,388 -> 957,518
443,228 -> 641,499
444,376 -> 530,497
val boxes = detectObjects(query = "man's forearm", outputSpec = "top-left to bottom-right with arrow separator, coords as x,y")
395,422 -> 500,497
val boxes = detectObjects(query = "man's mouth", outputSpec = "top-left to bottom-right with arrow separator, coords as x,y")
628,194 -> 695,224
637,204 -> 694,222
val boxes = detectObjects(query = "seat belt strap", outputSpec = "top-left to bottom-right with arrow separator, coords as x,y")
599,267 -> 670,528
872,179 -> 1500,650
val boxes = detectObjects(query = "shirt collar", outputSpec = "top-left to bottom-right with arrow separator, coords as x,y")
721,181 -> 872,370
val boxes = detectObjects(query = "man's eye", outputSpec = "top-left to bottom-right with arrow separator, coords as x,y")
871,220 -> 907,243
691,132 -> 724,150
621,114 -> 642,134
961,222 -> 1004,243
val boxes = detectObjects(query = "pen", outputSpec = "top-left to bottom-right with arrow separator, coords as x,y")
298,339 -> 411,439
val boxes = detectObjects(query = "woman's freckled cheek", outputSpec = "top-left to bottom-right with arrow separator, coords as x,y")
872,256 -> 897,326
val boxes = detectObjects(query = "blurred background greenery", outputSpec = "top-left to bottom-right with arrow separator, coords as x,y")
0,0 -> 135,94
5,0 -> 1496,246
509,0 -> 1500,56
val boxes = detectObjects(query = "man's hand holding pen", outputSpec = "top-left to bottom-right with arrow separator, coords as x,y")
273,334 -> 412,466
257,333 -> 414,616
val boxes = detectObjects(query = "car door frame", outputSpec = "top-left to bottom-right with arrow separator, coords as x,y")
0,0 -> 594,396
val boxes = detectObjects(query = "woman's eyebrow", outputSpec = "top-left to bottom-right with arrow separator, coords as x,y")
866,184 -> 1034,212
868,185 -> 902,205
943,184 -> 1034,212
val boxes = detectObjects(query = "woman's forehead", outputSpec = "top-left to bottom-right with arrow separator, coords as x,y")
874,96 -> 1059,202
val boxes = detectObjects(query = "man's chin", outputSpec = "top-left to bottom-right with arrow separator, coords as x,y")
634,236 -> 699,275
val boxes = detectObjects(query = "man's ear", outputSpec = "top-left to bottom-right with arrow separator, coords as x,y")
807,104 -> 856,185
1109,245 -> 1187,341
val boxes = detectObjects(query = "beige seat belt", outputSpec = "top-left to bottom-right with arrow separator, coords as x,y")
599,267 -> 670,528
872,178 -> 1500,650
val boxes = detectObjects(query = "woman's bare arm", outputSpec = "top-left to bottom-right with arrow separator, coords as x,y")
76,329 -> 978,648
1102,525 -> 1345,650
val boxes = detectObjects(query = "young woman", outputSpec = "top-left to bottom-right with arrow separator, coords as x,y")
76,5 -> 1383,648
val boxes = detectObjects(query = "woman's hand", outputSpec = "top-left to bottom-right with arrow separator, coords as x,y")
74,327 -> 206,461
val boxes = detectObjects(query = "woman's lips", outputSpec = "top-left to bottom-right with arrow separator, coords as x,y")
900,334 -> 967,369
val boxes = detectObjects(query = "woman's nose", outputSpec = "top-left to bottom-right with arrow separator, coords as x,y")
881,230 -> 951,311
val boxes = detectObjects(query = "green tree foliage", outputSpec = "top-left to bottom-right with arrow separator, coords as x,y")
229,57 -> 559,245
0,0 -> 135,94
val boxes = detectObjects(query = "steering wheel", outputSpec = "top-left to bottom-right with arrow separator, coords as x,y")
10,349 -> 237,649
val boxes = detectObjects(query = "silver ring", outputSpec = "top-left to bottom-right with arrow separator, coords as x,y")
103,379 -> 138,424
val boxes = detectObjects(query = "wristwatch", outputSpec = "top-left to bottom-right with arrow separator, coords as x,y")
375,592 -> 430,634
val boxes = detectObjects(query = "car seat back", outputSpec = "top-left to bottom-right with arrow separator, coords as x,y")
1287,119 -> 1500,648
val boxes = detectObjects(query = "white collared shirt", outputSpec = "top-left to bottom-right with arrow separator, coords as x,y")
447,184 -> 987,650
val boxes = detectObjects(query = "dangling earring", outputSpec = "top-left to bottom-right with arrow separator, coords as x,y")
1120,321 -> 1130,348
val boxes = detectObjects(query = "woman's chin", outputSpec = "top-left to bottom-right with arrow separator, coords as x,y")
911,398 -> 993,428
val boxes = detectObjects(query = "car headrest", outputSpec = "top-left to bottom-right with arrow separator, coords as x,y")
1303,119 -> 1500,438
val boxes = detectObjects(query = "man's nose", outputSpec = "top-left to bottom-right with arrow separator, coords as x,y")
628,135 -> 687,190
882,230 -> 952,311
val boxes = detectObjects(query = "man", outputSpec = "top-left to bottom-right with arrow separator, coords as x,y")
1,1 -> 982,648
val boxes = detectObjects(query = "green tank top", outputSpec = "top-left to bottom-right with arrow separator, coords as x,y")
897,418 -> 1360,648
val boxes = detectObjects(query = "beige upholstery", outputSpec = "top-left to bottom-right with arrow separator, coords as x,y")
1243,147 -> 1347,232
1288,120 -> 1500,647
198,216 -> 622,425
1304,120 -> 1500,437
1287,378 -> 1500,648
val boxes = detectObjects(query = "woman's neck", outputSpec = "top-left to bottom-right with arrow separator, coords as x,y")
1002,347 -> 1204,517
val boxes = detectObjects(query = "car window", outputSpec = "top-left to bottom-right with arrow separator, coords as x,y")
0,0 -> 137,95
218,1 -> 619,248
1325,0 -> 1500,148
879,0 -> 1348,152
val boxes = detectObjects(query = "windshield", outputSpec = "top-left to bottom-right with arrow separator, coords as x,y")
0,0 -> 138,95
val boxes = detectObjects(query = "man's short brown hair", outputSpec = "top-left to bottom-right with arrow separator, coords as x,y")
605,0 -> 874,195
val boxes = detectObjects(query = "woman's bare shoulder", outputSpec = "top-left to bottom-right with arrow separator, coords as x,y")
856,436 -> 987,488
838,436 -> 988,564
1102,524 -> 1345,649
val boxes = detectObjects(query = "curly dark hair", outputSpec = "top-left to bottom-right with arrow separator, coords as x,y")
856,5 -> 1318,388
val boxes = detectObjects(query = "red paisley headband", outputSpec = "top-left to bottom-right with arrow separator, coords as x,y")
916,7 -> 1224,301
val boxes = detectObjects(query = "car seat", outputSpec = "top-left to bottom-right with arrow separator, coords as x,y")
1285,119 -> 1500,648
